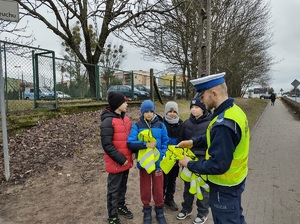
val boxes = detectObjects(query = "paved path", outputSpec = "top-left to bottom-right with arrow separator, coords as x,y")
242,99 -> 300,224
170,99 -> 300,224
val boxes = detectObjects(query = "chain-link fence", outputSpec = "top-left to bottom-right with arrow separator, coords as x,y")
1,41 -> 104,113
2,41 -> 187,114
2,41 -> 57,112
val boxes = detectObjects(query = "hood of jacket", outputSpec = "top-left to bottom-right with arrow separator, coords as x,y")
101,107 -> 125,121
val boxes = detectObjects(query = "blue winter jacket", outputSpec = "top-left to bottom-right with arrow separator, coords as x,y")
127,114 -> 169,170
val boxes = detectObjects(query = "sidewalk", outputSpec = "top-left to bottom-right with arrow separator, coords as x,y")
168,99 -> 300,224
243,99 -> 300,224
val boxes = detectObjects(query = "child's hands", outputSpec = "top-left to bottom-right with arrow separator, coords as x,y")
122,160 -> 128,166
146,142 -> 156,148
132,154 -> 136,160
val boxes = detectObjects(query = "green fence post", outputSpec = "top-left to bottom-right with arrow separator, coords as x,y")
95,64 -> 100,100
130,71 -> 134,99
32,51 -> 37,108
52,51 -> 57,109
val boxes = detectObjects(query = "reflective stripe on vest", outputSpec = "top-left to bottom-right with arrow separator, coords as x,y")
189,173 -> 197,194
137,148 -> 155,174
180,167 -> 192,182
153,148 -> 160,162
137,130 -> 159,174
206,104 -> 250,186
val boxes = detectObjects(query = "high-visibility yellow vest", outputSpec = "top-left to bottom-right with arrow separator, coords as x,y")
180,167 -> 193,182
160,151 -> 177,174
206,104 -> 250,186
180,166 -> 209,200
137,130 -> 160,174
160,146 -> 196,174
189,173 -> 198,194
187,172 -> 209,200
196,176 -> 210,200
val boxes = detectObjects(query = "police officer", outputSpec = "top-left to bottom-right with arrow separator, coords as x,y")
178,72 -> 250,224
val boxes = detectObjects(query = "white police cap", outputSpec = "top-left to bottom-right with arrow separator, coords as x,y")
190,72 -> 226,95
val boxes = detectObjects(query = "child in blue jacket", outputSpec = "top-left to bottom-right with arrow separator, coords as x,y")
127,100 -> 169,224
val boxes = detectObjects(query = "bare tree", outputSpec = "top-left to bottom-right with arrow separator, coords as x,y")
115,0 -> 205,97
99,43 -> 125,90
1,12 -> 34,44
122,0 -> 274,97
58,22 -> 125,97
15,0 -> 178,96
210,0 -> 274,97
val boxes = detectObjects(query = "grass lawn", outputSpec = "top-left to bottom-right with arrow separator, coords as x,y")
2,97 -> 267,139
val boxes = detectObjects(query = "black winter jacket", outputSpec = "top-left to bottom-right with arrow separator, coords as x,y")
181,113 -> 211,158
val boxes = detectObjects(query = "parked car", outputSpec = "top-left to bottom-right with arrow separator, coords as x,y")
24,87 -> 52,100
259,94 -> 271,99
107,85 -> 149,100
134,84 -> 165,98
134,84 -> 150,93
159,86 -> 184,99
56,91 -> 71,100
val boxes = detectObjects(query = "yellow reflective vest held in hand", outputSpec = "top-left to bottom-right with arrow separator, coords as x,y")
172,147 -> 210,200
137,130 -> 160,174
189,173 -> 210,200
160,145 -> 196,174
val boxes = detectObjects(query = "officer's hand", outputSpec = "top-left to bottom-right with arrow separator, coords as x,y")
178,153 -> 191,168
177,140 -> 193,149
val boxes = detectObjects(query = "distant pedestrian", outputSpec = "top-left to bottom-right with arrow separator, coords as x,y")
178,72 -> 250,224
270,92 -> 276,106
100,92 -> 133,224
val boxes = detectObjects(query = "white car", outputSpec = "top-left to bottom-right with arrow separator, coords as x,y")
56,91 -> 71,100
24,87 -> 52,100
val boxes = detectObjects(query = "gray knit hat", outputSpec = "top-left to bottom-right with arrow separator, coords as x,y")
165,101 -> 179,115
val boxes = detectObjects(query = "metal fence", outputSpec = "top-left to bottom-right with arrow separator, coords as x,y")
1,41 -> 186,114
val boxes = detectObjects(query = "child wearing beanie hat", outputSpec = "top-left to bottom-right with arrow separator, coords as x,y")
140,99 -> 156,115
164,101 -> 179,117
162,101 -> 183,211
128,99 -> 169,223
176,98 -> 211,223
100,92 -> 133,223
108,91 -> 127,111
190,98 -> 207,112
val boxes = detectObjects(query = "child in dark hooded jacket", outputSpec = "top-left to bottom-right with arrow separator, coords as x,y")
177,98 -> 211,224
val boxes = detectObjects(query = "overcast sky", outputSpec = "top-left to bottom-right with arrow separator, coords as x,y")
268,0 -> 300,93
3,0 -> 300,94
